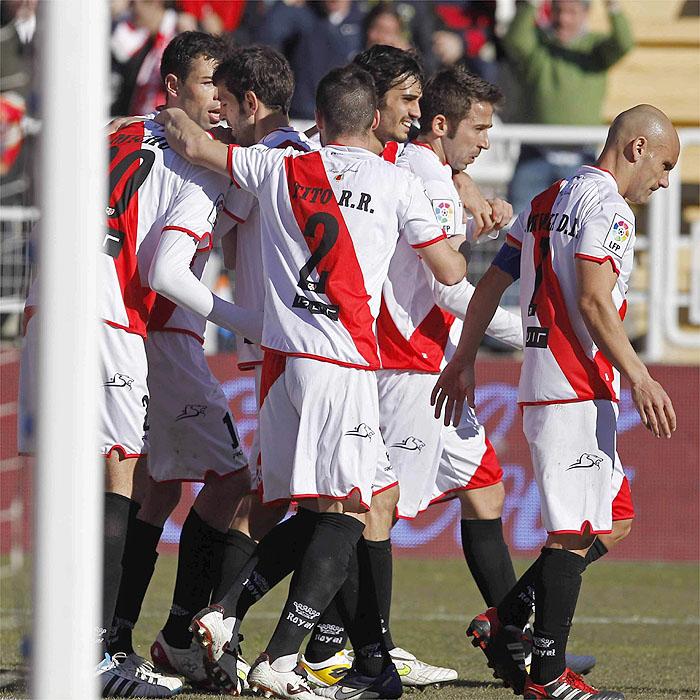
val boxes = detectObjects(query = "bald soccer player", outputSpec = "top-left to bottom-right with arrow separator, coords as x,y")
432,104 -> 679,700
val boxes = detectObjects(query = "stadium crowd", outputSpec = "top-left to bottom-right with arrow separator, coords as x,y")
6,2 -> 684,700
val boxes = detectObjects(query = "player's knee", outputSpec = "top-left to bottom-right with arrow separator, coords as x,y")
458,482 -> 504,519
138,479 -> 182,525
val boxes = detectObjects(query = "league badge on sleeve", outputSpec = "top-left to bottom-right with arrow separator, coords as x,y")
602,213 -> 633,259
432,199 -> 455,235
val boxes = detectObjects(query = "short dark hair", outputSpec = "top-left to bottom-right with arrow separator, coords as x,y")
352,44 -> 423,105
160,31 -> 227,85
213,45 -> 295,115
316,65 -> 378,139
419,66 -> 503,137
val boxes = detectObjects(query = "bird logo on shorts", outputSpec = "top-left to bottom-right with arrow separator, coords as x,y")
567,453 -> 604,471
391,437 -> 426,452
103,373 -> 134,390
175,404 -> 207,421
345,423 -> 375,440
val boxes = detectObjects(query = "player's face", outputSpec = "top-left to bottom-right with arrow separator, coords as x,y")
627,139 -> 679,204
442,101 -> 493,171
375,75 -> 422,145
177,55 -> 221,130
217,85 -> 256,146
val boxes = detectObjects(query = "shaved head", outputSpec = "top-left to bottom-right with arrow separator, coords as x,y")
605,104 -> 679,153
598,104 -> 680,204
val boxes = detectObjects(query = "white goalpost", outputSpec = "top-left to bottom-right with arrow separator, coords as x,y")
33,2 -> 108,697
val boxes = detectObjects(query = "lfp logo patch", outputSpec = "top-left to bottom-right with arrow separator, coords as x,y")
432,199 -> 455,235
603,213 -> 633,258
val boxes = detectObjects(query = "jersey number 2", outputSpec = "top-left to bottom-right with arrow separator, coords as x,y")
293,212 -> 340,320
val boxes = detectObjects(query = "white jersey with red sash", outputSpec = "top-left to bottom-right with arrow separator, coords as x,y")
508,166 -> 635,405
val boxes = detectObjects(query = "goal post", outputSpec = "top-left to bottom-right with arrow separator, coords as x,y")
33,2 -> 108,697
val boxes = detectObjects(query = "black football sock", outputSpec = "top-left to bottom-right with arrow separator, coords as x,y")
102,492 -> 134,642
162,508 -> 226,649
211,529 -> 258,602
265,513 -> 364,664
305,576 -> 352,663
109,517 -> 163,653
584,538 -> 608,566
363,538 -> 395,652
460,518 -> 517,607
341,537 -> 392,677
496,557 -> 540,629
530,548 -> 587,685
217,508 -> 319,623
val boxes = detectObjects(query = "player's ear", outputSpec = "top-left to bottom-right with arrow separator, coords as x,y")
433,114 -> 448,137
164,73 -> 179,99
371,108 -> 381,131
631,136 -> 646,163
244,90 -> 258,117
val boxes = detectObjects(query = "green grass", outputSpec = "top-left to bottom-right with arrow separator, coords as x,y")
1,556 -> 698,699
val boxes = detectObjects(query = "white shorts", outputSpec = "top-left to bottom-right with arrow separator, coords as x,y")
375,370 -> 443,519
145,331 -> 247,482
522,399 -> 632,534
424,403 -> 503,509
258,353 -> 381,511
19,315 -> 149,457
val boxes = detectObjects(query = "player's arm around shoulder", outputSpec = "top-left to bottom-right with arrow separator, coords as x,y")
398,170 -> 466,286
576,258 -> 675,439
156,107 -> 228,176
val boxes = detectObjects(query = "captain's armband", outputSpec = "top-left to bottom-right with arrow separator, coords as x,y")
491,242 -> 521,281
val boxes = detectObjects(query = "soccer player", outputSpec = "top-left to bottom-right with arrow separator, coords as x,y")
432,104 -> 679,699
104,34 -> 258,692
156,62 -> 468,699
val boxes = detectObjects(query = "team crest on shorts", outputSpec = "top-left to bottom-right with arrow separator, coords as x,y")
175,404 -> 207,420
603,213 -> 633,259
345,423 -> 375,440
432,199 -> 455,235
567,453 -> 604,471
103,373 -> 134,390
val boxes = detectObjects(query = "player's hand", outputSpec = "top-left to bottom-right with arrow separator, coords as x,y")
630,374 -> 676,438
431,360 -> 475,427
106,115 -> 146,135
486,198 -> 514,230
452,172 -> 494,238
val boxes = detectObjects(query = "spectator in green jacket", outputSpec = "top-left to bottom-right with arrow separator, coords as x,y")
503,0 -> 634,212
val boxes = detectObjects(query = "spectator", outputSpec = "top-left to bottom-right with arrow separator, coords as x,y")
1,0 -> 37,199
363,2 -> 410,50
503,0 -> 634,212
175,1 -> 247,37
110,0 -> 179,116
257,0 -> 365,120
431,1 -> 499,83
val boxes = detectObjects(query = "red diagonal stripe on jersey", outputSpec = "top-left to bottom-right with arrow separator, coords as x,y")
530,184 -> 615,401
108,121 -> 156,335
381,141 -> 399,164
377,297 -> 454,372
284,151 -> 379,367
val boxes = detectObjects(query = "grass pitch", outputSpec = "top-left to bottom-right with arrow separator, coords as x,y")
1,556 -> 698,699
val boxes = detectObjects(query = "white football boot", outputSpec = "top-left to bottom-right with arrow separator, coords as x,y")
247,653 -> 317,699
150,631 -> 209,687
389,646 -> 458,687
